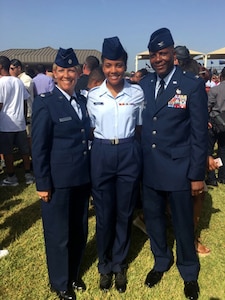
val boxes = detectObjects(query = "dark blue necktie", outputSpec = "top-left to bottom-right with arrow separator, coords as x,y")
156,79 -> 165,100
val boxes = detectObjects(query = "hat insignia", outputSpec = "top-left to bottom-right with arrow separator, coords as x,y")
68,59 -> 72,65
158,41 -> 164,48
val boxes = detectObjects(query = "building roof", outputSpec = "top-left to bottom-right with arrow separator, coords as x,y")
0,46 -> 102,65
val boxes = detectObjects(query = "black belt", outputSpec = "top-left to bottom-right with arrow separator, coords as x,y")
94,137 -> 134,145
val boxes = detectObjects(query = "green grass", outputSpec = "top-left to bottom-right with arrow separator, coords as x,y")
0,161 -> 225,300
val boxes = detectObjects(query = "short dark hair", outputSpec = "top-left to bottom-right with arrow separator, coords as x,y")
138,68 -> 148,77
88,66 -> 105,84
85,56 -> 100,71
0,56 -> 11,71
10,58 -> 22,68
35,64 -> 46,74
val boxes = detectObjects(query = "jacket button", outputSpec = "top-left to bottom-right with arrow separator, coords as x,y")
83,151 -> 87,155
153,116 -> 157,121
152,144 -> 156,148
152,130 -> 157,135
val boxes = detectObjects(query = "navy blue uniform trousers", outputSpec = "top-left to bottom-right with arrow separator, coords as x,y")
41,184 -> 89,291
143,185 -> 200,282
91,139 -> 141,274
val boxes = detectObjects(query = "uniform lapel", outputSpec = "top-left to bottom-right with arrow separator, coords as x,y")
54,87 -> 83,122
155,67 -> 181,113
148,74 -> 158,112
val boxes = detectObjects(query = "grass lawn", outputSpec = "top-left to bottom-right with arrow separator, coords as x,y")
0,160 -> 225,300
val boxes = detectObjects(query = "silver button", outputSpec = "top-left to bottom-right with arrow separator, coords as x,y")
153,116 -> 157,121
82,140 -> 86,144
152,144 -> 156,148
81,128 -> 85,132
83,151 -> 87,155
152,130 -> 157,135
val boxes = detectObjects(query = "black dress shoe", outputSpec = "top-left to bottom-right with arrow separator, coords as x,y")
56,289 -> 76,300
99,273 -> 113,291
145,269 -> 164,288
72,278 -> 86,291
184,281 -> 199,300
115,272 -> 127,293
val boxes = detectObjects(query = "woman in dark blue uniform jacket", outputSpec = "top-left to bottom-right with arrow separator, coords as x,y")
32,48 -> 90,300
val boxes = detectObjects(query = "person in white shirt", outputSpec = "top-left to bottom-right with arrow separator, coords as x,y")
0,56 -> 34,186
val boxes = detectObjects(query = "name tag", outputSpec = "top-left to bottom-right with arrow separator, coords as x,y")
59,116 -> 72,122
119,103 -> 134,106
94,102 -> 104,105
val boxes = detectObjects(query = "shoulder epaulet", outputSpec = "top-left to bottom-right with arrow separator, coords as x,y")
40,91 -> 53,98
182,70 -> 200,81
129,82 -> 143,91
88,86 -> 100,93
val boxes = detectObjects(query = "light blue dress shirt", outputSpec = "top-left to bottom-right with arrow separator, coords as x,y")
87,79 -> 144,139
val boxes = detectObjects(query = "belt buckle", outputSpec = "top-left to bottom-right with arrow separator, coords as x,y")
111,138 -> 119,145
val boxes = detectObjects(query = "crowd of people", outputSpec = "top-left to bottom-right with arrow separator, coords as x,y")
1,27 -> 224,300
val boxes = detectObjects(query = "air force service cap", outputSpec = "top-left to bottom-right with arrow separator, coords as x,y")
55,47 -> 79,67
102,36 -> 126,60
148,28 -> 174,52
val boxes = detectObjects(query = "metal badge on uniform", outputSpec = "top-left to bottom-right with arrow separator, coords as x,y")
168,93 -> 187,109
59,116 -> 72,122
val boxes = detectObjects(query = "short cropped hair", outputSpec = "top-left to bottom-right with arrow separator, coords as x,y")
10,59 -> 22,68
85,56 -> 100,72
0,56 -> 11,71
35,64 -> 46,74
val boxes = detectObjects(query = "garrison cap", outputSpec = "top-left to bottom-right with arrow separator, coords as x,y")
175,46 -> 190,60
102,36 -> 126,60
148,28 -> 174,52
55,47 -> 79,68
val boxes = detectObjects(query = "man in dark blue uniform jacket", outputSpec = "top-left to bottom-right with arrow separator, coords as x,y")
139,28 -> 208,300
32,48 -> 90,300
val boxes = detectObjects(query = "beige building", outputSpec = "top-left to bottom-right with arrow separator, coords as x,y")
0,46 -> 102,76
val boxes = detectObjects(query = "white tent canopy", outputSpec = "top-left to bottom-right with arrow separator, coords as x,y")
207,47 -> 225,59
135,49 -> 205,71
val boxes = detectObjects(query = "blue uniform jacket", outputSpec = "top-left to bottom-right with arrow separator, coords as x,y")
140,66 -> 208,191
32,87 -> 90,190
